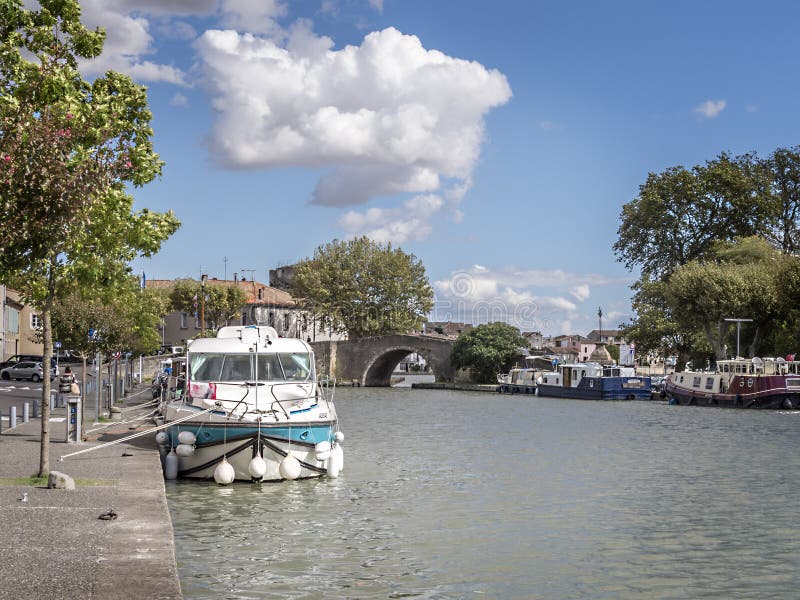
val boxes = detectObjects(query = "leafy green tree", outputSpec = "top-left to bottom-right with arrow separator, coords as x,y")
450,322 -> 527,383
291,237 -> 434,338
751,147 -> 800,254
168,279 -> 247,334
662,238 -> 784,359
0,1 -> 179,477
51,280 -> 169,435
614,153 -> 769,282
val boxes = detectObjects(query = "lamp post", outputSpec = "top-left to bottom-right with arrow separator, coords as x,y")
724,317 -> 753,358
200,274 -> 208,337
597,307 -> 603,342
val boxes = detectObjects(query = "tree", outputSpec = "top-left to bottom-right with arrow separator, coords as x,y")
754,146 -> 800,254
614,153 -> 769,282
168,279 -> 247,334
450,322 -> 527,383
291,237 -> 434,338
662,238 -> 785,360
0,1 -> 179,477
51,280 -> 169,435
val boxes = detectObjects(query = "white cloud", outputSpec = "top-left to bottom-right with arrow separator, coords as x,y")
694,99 -> 726,118
570,284 -> 590,302
539,120 -> 555,130
338,194 -> 444,244
430,265 -> 629,330
368,0 -> 384,12
78,0 -> 189,85
219,0 -> 287,37
169,93 -> 188,107
194,25 -> 512,221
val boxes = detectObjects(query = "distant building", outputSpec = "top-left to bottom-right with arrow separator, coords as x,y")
146,277 -> 345,346
269,265 -> 297,291
423,321 -> 473,338
586,329 -> 624,344
1,287 -> 43,360
522,331 -> 543,350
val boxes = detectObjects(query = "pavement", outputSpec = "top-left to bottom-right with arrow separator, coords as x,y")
0,387 -> 182,600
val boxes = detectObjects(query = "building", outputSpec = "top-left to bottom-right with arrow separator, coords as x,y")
586,329 -> 624,345
1,287 -> 43,360
522,331 -> 543,351
146,277 -> 344,346
423,321 -> 473,338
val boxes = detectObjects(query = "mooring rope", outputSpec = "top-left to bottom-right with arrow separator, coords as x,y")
59,405 -> 217,461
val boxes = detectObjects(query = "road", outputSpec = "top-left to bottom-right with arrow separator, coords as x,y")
0,381 -> 51,426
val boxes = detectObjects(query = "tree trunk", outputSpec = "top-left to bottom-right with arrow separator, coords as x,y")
703,321 -> 727,361
38,260 -> 56,478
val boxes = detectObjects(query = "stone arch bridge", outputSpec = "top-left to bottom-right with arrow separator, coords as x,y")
311,334 -> 456,386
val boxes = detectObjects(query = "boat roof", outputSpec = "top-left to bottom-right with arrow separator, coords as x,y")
187,326 -> 311,354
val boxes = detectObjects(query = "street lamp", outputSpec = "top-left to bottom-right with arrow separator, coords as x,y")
724,317 -> 753,358
597,307 -> 603,342
200,274 -> 208,337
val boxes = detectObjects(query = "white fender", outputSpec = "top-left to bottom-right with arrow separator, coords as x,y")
279,453 -> 301,480
214,457 -> 236,485
334,431 -> 345,443
164,448 -> 178,480
175,443 -> 195,457
155,431 -> 169,446
327,444 -> 343,478
177,431 -> 196,445
314,441 -> 332,461
248,455 -> 267,479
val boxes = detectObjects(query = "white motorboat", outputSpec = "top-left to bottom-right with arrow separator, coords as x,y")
156,325 -> 343,483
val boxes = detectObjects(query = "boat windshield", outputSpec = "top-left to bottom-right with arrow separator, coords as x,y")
190,352 -> 314,383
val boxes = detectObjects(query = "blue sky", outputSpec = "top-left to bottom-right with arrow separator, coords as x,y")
73,0 -> 800,336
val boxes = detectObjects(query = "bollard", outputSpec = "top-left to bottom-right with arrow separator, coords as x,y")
0,410 -> 3,434
50,390 -> 57,411
23,402 -> 29,423
9,405 -> 16,429
32,399 -> 39,419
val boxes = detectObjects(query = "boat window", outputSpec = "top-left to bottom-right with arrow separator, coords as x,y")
692,376 -> 701,387
190,353 -> 224,381
278,353 -> 313,381
705,377 -> 714,390
220,354 -> 252,382
256,354 -> 284,381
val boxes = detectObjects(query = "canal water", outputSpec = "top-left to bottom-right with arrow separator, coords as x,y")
167,388 -> 800,599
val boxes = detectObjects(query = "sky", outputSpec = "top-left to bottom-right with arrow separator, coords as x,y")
66,0 -> 800,337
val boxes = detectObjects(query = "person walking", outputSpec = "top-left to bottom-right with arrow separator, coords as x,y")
58,366 -> 75,408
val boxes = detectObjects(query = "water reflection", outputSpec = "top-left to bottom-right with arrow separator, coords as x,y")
169,388 -> 800,599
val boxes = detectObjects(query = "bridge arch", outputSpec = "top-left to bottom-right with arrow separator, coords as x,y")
312,334 -> 456,387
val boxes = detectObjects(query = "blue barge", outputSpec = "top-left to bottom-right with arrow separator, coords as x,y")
535,362 -> 651,401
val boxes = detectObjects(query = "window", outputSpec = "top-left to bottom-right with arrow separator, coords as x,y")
30,313 -> 42,329
283,313 -> 290,331
705,377 -> 714,390
692,376 -> 701,387
268,312 -> 275,327
258,288 -> 263,300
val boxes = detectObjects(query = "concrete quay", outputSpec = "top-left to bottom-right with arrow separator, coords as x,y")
0,395 -> 181,599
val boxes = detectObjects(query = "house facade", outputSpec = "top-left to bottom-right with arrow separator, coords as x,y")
1,286 -> 43,360
147,277 -> 345,347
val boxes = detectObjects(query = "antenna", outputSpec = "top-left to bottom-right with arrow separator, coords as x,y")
223,256 -> 228,281
241,268 -> 256,282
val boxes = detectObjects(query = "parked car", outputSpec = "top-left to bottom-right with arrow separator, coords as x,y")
0,354 -> 59,371
0,361 -> 57,382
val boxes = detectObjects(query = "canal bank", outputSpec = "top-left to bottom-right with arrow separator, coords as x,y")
0,393 -> 181,599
